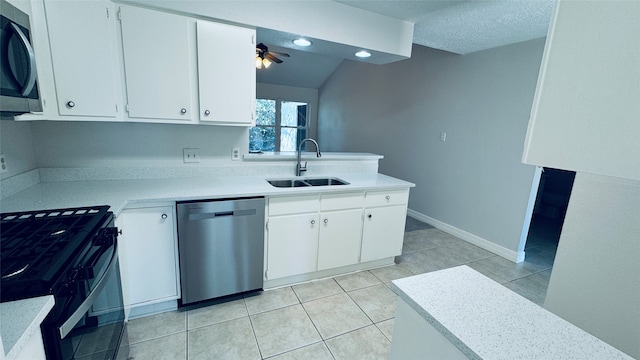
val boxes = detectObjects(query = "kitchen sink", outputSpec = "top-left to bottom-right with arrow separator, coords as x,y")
267,179 -> 310,188
267,177 -> 349,188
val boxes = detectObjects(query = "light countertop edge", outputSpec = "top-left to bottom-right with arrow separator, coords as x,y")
1,296 -> 54,360
391,265 -> 634,360
243,152 -> 383,161
0,173 -> 415,216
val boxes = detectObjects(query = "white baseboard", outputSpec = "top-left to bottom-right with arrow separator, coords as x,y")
407,209 -> 525,263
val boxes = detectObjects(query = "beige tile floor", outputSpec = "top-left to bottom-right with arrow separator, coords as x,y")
126,219 -> 554,360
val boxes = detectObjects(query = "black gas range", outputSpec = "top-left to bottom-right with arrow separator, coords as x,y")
1,206 -> 129,360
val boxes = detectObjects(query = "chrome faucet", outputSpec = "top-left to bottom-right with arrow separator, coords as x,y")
296,138 -> 321,176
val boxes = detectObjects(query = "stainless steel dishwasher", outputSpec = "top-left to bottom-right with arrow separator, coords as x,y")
176,197 -> 265,305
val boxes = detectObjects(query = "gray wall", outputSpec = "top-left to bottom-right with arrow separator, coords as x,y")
544,172 -> 640,359
318,39 -> 545,255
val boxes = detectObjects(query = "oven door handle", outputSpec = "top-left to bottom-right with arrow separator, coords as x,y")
58,242 -> 118,339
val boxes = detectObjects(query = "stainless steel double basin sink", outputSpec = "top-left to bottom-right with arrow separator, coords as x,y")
267,177 -> 349,188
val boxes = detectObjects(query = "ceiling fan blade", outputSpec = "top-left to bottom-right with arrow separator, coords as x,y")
265,53 -> 283,63
269,51 -> 290,58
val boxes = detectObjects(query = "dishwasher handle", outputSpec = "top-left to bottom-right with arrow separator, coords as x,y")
188,209 -> 257,221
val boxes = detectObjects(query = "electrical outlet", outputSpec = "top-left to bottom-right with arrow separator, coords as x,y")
183,148 -> 200,163
231,148 -> 240,161
0,154 -> 7,174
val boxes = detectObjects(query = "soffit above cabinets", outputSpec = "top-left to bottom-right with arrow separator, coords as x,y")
118,0 -> 553,89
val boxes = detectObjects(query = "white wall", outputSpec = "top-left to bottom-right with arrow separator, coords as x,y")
0,121 -> 37,179
29,121 -> 248,168
544,173 -> 640,359
318,39 -> 544,256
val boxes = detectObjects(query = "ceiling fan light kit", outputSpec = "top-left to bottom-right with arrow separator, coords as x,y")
256,42 -> 289,69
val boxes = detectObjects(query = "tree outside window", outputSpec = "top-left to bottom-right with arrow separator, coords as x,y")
250,99 -> 308,152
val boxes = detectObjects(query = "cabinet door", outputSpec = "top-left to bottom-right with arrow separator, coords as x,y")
44,0 -> 119,118
197,20 -> 256,125
361,205 -> 407,262
266,213 -> 319,279
317,209 -> 363,271
118,206 -> 179,306
120,6 -> 193,121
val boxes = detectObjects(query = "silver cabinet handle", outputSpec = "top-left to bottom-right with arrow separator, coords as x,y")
311,220 -> 315,225
386,195 -> 391,200
9,23 -> 37,96
66,101 -> 75,108
204,110 -> 210,116
324,218 -> 328,224
180,108 -> 187,114
161,214 -> 168,219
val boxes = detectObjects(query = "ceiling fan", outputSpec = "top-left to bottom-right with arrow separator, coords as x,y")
255,43 -> 289,69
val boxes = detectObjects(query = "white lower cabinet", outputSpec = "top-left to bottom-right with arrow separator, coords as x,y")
361,190 -> 409,262
266,195 -> 319,280
265,190 -> 407,282
266,212 -> 319,279
116,204 -> 180,309
317,192 -> 364,271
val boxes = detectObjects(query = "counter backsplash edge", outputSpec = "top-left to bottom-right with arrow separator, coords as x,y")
0,160 -> 380,198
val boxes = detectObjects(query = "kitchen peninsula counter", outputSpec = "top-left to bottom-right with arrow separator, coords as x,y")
1,296 -> 54,360
390,266 -> 633,360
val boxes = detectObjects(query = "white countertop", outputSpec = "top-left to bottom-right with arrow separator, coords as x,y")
1,296 -> 54,360
0,172 -> 414,216
391,266 -> 633,360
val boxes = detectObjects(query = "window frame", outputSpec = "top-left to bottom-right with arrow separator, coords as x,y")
251,98 -> 310,152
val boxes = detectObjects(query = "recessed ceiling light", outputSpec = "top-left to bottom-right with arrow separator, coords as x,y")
355,50 -> 371,58
293,38 -> 312,47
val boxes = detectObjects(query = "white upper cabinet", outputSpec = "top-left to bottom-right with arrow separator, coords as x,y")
522,0 -> 640,180
196,20 -> 256,125
119,6 -> 194,122
43,0 -> 121,118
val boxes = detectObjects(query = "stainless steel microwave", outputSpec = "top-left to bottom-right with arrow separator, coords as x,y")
1,0 -> 42,118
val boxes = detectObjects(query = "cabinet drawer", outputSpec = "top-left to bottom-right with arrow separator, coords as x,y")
321,192 -> 364,211
269,195 -> 320,216
365,189 -> 409,207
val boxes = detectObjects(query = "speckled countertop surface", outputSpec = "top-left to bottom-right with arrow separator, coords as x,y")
1,296 -> 54,360
391,266 -> 633,360
0,173 -> 414,216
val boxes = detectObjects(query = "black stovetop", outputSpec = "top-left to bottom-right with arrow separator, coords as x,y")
0,206 -> 112,302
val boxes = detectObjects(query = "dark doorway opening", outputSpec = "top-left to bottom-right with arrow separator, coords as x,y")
525,168 -> 576,263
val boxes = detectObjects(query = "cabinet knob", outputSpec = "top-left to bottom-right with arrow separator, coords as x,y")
310,220 -> 316,225
368,214 -> 372,219
324,218 -> 329,224
161,213 -> 168,219
180,108 -> 187,114
66,101 -> 75,108
386,195 -> 391,201
204,110 -> 210,116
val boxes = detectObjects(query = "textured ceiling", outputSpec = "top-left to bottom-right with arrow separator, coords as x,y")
257,0 -> 554,88
334,0 -> 554,55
